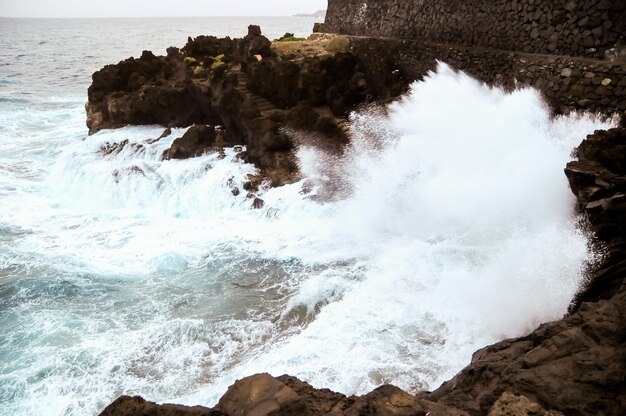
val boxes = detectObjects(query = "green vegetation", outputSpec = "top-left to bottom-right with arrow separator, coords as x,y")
276,33 -> 306,42
185,53 -> 227,72
210,54 -> 226,70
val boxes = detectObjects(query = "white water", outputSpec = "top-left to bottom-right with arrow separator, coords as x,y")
0,58 -> 616,416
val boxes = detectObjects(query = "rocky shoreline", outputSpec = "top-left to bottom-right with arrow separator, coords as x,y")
97,125 -> 626,415
87,26 -> 408,188
87,22 -> 626,416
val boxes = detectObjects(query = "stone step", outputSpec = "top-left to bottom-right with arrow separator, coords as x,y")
251,96 -> 275,110
257,104 -> 274,112
251,97 -> 270,105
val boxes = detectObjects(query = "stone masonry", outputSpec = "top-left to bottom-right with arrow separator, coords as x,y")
325,0 -> 626,59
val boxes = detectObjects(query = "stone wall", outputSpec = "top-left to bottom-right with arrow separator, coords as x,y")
347,37 -> 626,117
326,0 -> 626,59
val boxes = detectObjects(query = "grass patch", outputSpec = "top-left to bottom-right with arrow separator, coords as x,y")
276,33 -> 306,42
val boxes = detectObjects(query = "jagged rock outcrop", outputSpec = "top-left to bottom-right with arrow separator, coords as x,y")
87,24 -> 625,187
86,28 -> 407,186
161,125 -> 222,160
565,127 -> 626,307
99,127 -> 626,416
86,49 -> 215,132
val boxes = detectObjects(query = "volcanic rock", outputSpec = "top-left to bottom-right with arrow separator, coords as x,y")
86,49 -> 215,133
215,374 -> 311,416
161,125 -> 218,160
565,127 -> 626,305
87,28 -> 409,188
99,395 -> 220,416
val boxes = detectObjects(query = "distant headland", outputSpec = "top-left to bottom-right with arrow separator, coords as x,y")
294,10 -> 326,18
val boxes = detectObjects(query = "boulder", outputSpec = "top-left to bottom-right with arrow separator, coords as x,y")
161,125 -> 218,160
215,373 -> 311,416
343,385 -> 428,416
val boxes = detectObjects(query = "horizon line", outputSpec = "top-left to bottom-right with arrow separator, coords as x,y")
0,14 -> 325,19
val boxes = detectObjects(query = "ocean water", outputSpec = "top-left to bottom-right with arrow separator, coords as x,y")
0,17 -> 617,416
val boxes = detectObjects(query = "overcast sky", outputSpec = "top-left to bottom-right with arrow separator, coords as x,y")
0,0 -> 327,18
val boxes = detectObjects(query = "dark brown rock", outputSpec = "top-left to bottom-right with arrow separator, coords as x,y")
86,31 -> 407,188
276,375 -> 349,414
247,25 -> 262,38
252,197 -> 265,209
159,127 -> 172,139
343,385 -> 428,416
215,374 -> 311,416
86,50 -> 217,134
99,395 -> 220,416
182,35 -> 234,61
313,23 -> 327,33
100,139 -> 129,157
161,125 -> 218,160
565,127 -> 626,305
487,392 -> 565,416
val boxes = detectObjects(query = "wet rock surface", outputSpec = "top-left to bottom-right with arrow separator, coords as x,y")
565,127 -> 626,307
161,125 -> 221,160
